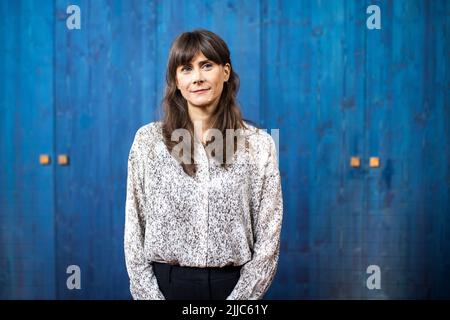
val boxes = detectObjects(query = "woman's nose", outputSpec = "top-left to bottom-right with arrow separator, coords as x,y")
192,68 -> 204,83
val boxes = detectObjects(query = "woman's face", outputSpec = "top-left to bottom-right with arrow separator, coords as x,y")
176,51 -> 230,110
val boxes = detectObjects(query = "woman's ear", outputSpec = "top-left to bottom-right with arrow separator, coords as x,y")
224,63 -> 231,82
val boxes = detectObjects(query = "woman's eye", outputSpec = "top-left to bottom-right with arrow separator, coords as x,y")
180,63 -> 212,72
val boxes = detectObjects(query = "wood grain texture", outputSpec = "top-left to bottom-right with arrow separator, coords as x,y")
0,0 -> 448,299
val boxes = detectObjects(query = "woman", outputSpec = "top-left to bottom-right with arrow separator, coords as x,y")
124,29 -> 283,300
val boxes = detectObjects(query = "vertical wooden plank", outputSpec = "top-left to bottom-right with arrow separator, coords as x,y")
107,0 -> 159,299
363,0 -> 395,299
415,0 -> 450,298
0,0 -> 55,299
365,0 -> 450,298
261,0 -> 314,298
261,0 -> 366,298
108,0 -> 159,299
340,0 -> 371,299
54,0 -> 91,299
54,0 -> 158,299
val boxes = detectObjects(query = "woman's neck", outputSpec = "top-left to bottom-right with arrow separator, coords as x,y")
188,103 -> 217,144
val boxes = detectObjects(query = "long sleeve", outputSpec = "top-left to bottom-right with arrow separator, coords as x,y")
226,135 -> 284,300
124,129 -> 165,300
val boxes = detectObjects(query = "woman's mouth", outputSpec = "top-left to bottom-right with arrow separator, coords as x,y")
192,89 -> 210,94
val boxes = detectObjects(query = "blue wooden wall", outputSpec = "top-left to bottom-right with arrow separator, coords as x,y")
0,0 -> 449,299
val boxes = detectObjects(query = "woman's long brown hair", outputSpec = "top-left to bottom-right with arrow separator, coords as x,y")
161,29 -> 248,177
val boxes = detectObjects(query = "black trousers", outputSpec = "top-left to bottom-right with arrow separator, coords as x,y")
153,261 -> 242,300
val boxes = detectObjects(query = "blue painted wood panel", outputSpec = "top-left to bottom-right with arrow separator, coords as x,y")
0,0 -> 56,299
0,0 -> 449,299
263,0 -> 369,299
364,0 -> 450,298
53,0 -> 158,299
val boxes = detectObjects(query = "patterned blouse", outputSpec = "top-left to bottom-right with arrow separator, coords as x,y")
124,121 -> 283,300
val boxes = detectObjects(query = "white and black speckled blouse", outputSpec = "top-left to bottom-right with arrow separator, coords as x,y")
124,121 -> 283,300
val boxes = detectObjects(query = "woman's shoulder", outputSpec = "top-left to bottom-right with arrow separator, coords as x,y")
134,121 -> 163,140
240,120 -> 278,169
242,120 -> 276,150
131,121 -> 164,152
